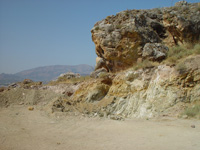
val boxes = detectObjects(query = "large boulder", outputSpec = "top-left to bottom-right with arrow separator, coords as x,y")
91,2 -> 200,72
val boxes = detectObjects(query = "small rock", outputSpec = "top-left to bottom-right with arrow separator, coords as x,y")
19,102 -> 24,105
110,115 -> 124,121
28,106 -> 34,111
182,115 -> 188,119
191,125 -> 195,128
23,79 -> 33,84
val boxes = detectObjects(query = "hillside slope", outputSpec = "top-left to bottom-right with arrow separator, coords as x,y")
15,64 -> 94,81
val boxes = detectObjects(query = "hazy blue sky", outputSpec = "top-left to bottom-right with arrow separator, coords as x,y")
0,0 -> 199,73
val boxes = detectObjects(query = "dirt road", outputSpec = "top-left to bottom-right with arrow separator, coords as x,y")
0,105 -> 200,150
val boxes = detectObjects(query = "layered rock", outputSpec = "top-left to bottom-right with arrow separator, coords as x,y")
58,55 -> 200,119
91,2 -> 200,72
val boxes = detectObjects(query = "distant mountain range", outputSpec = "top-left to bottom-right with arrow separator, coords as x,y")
0,64 -> 94,86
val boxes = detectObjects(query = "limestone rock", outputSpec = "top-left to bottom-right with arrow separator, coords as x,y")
91,2 -> 200,72
90,68 -> 108,78
28,106 -> 34,111
142,43 -> 169,61
95,57 -> 108,71
175,1 -> 188,7
67,55 -> 200,119
58,72 -> 80,80
85,84 -> 110,102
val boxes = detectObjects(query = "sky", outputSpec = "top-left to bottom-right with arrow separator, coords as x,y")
0,0 -> 199,74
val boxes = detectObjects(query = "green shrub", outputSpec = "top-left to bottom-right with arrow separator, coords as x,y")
165,43 -> 200,64
95,26 -> 100,30
183,105 -> 200,119
175,61 -> 187,74
194,44 -> 200,54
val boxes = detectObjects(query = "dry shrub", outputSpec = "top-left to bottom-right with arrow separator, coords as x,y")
165,43 -> 200,64
183,105 -> 200,119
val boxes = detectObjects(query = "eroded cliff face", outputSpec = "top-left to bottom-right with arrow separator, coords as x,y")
50,55 -> 200,119
91,2 -> 200,72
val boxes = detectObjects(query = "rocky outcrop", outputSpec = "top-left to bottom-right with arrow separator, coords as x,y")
56,55 -> 200,119
142,43 -> 169,61
90,68 -> 107,78
91,2 -> 200,72
57,72 -> 81,80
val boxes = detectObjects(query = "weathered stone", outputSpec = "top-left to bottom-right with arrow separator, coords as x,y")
95,57 -> 108,71
90,68 -> 108,78
68,55 -> 200,119
142,43 -> 169,61
28,106 -> 34,111
91,2 -> 200,71
57,72 -> 80,80
175,1 -> 188,7
85,84 -> 110,102
8,83 -> 19,88
182,115 -> 188,119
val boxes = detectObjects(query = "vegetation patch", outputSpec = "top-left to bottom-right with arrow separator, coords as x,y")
165,43 -> 200,64
182,104 -> 200,119
175,61 -> 187,74
133,59 -> 158,70
95,26 -> 100,30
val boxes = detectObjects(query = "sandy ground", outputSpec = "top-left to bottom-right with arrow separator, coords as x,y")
0,105 -> 200,150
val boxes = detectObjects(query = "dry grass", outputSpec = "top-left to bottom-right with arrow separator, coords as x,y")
175,61 -> 187,74
183,104 -> 200,119
133,59 -> 159,70
165,43 -> 200,64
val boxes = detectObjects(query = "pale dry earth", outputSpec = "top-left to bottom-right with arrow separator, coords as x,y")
0,105 -> 200,150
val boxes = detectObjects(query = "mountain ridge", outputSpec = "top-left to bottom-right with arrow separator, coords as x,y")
0,64 -> 94,86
